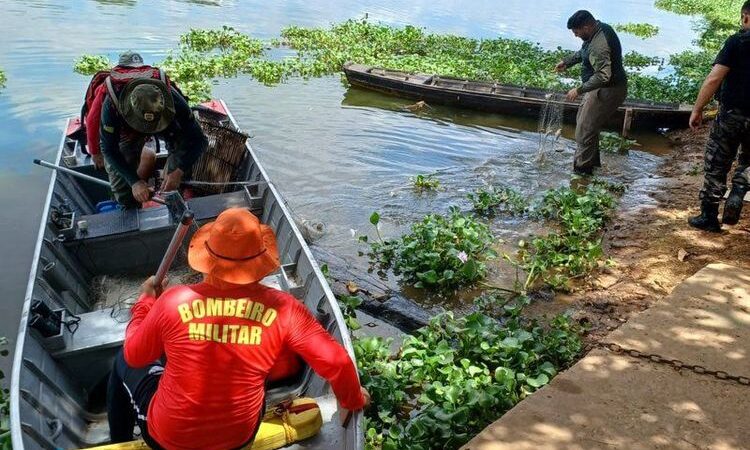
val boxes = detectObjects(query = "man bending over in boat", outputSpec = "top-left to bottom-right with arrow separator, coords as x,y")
107,207 -> 370,449
96,52 -> 208,208
554,10 -> 628,175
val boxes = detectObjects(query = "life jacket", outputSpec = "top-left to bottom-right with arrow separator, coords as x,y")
76,65 -> 175,155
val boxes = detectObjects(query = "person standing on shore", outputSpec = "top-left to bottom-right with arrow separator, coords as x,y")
555,10 -> 628,175
688,0 -> 750,232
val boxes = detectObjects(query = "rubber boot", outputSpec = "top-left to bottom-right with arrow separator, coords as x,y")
722,186 -> 745,225
688,202 -> 721,232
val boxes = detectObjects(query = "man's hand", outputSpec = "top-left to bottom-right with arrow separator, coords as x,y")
361,387 -> 371,408
566,88 -> 580,102
161,168 -> 184,192
689,109 -> 703,130
554,61 -> 567,73
132,180 -> 152,204
140,275 -> 169,298
92,153 -> 105,170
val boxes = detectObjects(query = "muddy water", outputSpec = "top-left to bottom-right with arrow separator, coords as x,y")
0,0 -> 695,361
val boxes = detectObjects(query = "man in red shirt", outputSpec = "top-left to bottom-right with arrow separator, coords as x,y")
107,208 -> 370,449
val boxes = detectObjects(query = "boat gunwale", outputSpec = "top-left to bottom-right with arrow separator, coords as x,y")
10,118 -> 68,449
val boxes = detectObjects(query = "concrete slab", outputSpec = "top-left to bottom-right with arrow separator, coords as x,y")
607,263 -> 750,378
462,350 -> 750,450
462,264 -> 750,450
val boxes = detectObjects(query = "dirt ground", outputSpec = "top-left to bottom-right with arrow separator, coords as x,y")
554,124 -> 750,344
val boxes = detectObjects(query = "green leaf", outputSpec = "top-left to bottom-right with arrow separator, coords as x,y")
370,212 -> 381,226
525,373 -> 550,388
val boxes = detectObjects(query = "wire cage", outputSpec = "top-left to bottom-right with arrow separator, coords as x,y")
190,118 -> 249,195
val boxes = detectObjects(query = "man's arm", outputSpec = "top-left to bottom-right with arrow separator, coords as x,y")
690,65 -> 730,129
285,300 -> 366,410
168,90 -> 208,174
123,277 -> 166,367
100,97 -> 140,186
561,50 -> 583,68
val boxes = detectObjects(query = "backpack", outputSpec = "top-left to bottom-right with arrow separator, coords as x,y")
73,65 -> 180,155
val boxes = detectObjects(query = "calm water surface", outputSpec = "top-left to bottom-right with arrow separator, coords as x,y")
0,0 -> 696,361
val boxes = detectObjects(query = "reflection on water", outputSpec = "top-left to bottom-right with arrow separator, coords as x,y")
0,0 -> 691,356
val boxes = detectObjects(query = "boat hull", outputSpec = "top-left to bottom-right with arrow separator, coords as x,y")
343,63 -> 692,132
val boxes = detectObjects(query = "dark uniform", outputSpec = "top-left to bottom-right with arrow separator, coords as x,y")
563,22 -> 628,173
699,31 -> 750,213
100,87 -> 207,208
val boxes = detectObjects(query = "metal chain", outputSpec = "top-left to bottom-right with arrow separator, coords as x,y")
599,342 -> 750,387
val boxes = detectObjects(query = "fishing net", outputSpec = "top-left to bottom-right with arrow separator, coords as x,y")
190,119 -> 250,195
535,93 -> 565,163
89,229 -> 201,321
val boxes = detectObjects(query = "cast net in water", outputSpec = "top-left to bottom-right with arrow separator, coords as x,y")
535,93 -> 564,164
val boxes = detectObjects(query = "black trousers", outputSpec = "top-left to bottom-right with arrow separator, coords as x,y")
106,350 -> 264,449
106,349 -> 166,449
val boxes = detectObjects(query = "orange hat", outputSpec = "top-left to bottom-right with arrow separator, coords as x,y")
188,208 -> 280,284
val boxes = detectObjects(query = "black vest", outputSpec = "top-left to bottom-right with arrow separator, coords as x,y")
580,22 -> 627,87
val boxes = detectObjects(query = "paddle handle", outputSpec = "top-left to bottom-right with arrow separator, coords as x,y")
34,159 -> 110,187
154,210 -> 194,293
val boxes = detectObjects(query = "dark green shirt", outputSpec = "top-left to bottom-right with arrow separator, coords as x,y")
100,88 -> 207,186
563,22 -> 627,94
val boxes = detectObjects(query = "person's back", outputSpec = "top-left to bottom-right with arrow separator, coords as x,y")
108,208 -> 368,450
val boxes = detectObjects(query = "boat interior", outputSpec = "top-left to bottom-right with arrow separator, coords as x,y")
365,66 -> 682,110
14,103 -> 359,450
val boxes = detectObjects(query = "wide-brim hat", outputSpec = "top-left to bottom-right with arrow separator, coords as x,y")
119,78 -> 175,134
188,208 -> 280,285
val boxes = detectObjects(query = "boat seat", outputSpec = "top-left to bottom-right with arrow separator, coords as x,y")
187,189 -> 263,221
52,309 -> 128,359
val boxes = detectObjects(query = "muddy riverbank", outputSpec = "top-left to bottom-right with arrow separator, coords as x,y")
531,122 -> 750,345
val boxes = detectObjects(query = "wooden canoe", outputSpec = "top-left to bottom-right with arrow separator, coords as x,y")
10,101 -> 363,450
343,62 -> 693,132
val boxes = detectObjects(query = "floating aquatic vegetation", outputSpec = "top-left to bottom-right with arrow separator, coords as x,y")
614,22 -> 660,39
73,55 -> 112,75
0,69 -> 6,89
356,310 -> 582,450
599,132 -> 639,153
468,186 -> 527,216
623,51 -> 663,70
411,174 -> 441,193
363,208 -> 497,290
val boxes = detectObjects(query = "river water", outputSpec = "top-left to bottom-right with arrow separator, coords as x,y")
0,0 -> 697,361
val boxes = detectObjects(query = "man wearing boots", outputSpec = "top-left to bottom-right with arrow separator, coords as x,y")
689,0 -> 750,231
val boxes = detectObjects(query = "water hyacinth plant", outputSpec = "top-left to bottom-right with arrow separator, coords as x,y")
411,174 -> 441,193
73,55 -> 112,75
599,132 -> 639,153
364,207 -> 497,289
0,69 -> 6,89
468,186 -> 527,215
513,185 -> 619,291
356,310 -> 583,450
614,22 -> 660,39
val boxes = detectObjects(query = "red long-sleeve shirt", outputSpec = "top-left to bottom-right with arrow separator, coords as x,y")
124,282 -> 365,450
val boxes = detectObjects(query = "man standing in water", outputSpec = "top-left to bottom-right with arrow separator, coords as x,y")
555,10 -> 628,175
687,0 -> 750,232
